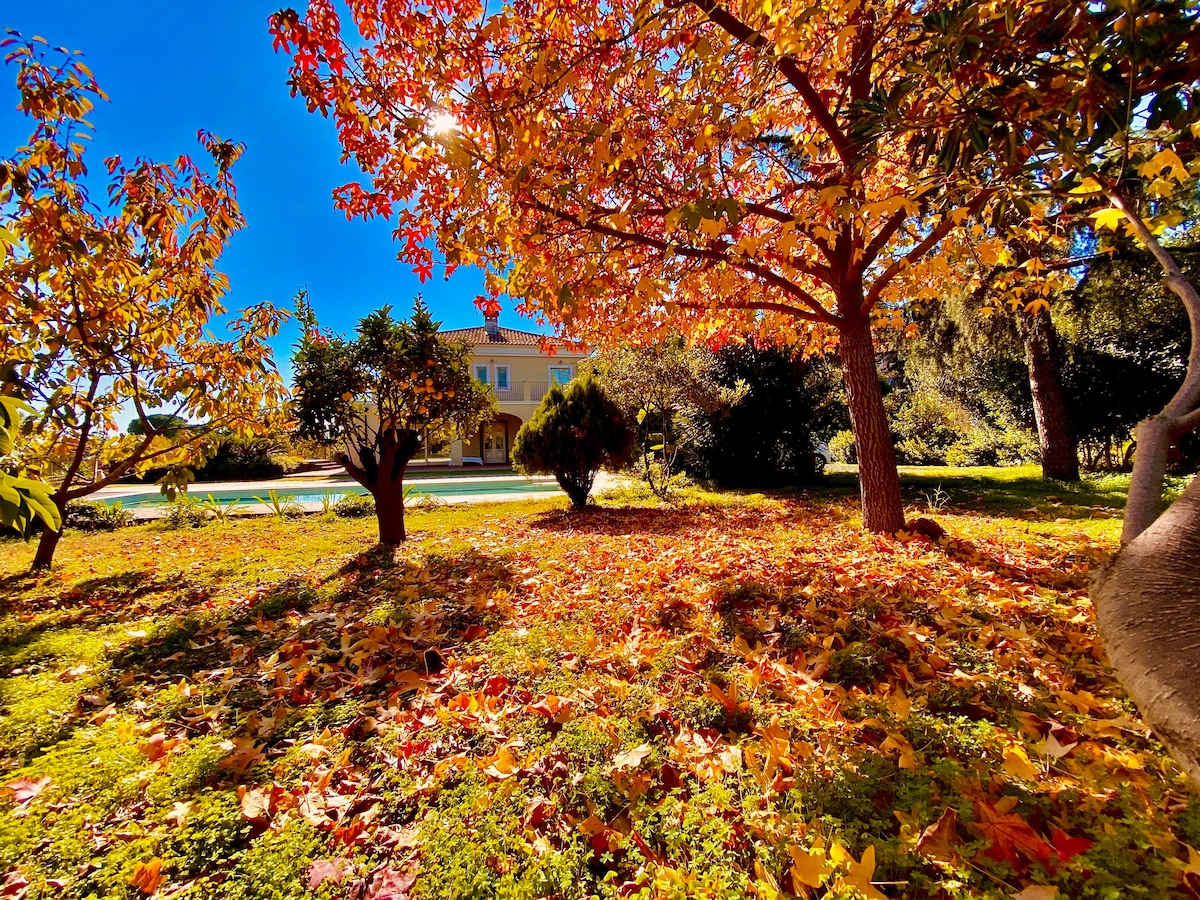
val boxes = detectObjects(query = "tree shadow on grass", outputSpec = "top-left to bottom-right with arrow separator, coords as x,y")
802,468 -> 1130,522
529,505 -> 712,536
0,572 -> 202,666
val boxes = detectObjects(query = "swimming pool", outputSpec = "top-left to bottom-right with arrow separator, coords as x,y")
111,478 -> 563,509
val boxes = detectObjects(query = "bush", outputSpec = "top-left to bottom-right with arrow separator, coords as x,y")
64,500 -> 134,531
161,497 -> 210,529
829,429 -> 857,464
684,343 -> 839,487
892,393 -> 963,465
332,492 -> 375,518
512,376 -> 633,509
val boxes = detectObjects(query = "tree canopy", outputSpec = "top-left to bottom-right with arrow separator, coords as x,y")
292,296 -> 494,543
269,0 -> 1024,533
0,34 -> 289,569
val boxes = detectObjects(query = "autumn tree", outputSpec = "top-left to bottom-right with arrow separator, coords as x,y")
291,297 -> 494,544
268,0 -> 1020,534
511,376 -> 632,509
895,0 -> 1200,787
0,34 -> 288,570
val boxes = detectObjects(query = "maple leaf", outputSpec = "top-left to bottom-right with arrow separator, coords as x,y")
974,800 -> 1055,871
610,744 -> 652,771
1012,887 -> 1059,900
479,745 -> 521,780
787,844 -> 831,888
368,868 -> 417,900
128,858 -> 164,894
1049,828 -> 1093,864
916,807 -> 962,868
1090,207 -> 1124,231
840,845 -> 887,900
5,777 -> 50,806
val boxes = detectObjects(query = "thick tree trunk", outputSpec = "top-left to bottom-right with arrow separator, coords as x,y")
1093,472 -> 1200,789
30,499 -> 65,571
839,315 -> 905,533
374,479 -> 407,545
1020,311 -> 1079,481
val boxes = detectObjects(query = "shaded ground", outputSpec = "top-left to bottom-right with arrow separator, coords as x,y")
1,474 -> 1198,899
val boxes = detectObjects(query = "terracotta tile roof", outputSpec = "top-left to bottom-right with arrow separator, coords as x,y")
440,325 -> 562,347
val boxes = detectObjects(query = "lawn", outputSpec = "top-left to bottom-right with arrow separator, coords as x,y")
1,470 -> 1198,899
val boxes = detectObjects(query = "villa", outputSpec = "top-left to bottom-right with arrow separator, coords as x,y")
441,312 -> 590,465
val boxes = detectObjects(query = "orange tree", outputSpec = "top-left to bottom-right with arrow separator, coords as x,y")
291,297 -> 494,544
891,0 -> 1200,786
0,35 -> 288,570
267,0 -> 1022,533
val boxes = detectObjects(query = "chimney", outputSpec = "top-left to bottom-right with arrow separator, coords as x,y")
484,311 -> 500,338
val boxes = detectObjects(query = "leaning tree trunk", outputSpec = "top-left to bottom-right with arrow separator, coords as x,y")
1020,310 -> 1080,481
1093,473 -> 1200,787
838,314 -> 905,533
1090,188 -> 1200,791
341,428 -> 421,547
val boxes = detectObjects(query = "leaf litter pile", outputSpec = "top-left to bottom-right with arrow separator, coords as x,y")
2,496 -> 1199,900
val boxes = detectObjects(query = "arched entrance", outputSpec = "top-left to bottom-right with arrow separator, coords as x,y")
482,414 -> 523,465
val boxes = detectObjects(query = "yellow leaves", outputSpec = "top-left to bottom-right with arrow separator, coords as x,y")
479,744 -> 522,780
1003,745 -> 1041,781
1090,207 -> 1125,232
788,842 -> 832,888
836,844 -> 887,900
881,732 -> 921,769
1137,148 -> 1189,183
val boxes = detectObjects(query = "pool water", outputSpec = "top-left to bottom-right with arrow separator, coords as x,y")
114,478 -> 563,509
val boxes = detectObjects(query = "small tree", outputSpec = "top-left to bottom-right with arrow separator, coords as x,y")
1,36 -> 288,570
587,345 -> 740,500
292,297 -> 493,544
511,377 -> 632,510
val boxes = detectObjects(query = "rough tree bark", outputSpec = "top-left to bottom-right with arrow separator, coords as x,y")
1090,188 -> 1200,791
1020,310 -> 1080,481
838,314 -> 905,534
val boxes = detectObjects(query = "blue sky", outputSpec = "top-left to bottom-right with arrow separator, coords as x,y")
0,3 -> 536,368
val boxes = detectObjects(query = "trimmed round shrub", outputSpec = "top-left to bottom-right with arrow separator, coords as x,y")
512,376 -> 632,509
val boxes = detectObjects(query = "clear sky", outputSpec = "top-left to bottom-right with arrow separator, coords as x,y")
0,3 -> 538,370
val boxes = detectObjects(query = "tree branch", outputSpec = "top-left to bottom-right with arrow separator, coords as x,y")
688,0 -> 854,165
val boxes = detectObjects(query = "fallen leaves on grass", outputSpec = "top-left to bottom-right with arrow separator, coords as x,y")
0,500 -> 1194,899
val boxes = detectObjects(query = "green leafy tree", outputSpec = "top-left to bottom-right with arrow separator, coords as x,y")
588,345 -> 740,500
0,395 -> 60,538
511,377 -> 632,510
1,35 -> 289,570
126,415 -> 191,438
292,296 -> 494,544
684,342 -> 843,488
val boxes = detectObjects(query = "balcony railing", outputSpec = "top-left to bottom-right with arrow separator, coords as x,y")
488,381 -> 553,403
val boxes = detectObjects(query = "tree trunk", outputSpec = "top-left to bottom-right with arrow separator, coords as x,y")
1020,311 -> 1079,481
374,479 -> 407,545
1092,472 -> 1200,789
31,500 -> 65,571
838,315 -> 905,533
